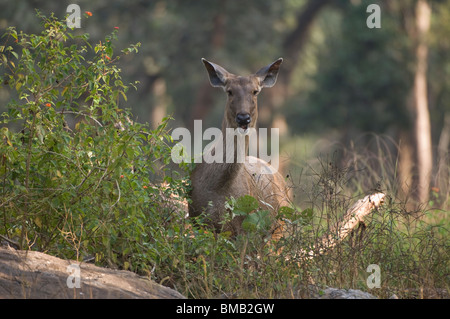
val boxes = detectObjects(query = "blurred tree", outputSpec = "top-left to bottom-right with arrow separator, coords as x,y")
285,0 -> 413,137
411,0 -> 432,203
282,0 -> 448,205
429,1 -> 450,200
1,0 -> 448,205
263,0 -> 331,132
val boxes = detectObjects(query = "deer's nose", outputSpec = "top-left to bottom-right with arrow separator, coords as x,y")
236,113 -> 251,128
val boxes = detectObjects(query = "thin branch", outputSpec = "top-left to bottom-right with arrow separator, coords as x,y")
0,234 -> 20,249
58,110 -> 103,127
111,179 -> 121,208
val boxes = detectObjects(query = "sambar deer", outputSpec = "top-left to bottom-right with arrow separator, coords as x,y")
189,58 -> 291,239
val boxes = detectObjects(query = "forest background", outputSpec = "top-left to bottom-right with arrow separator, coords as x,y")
1,0 -> 449,207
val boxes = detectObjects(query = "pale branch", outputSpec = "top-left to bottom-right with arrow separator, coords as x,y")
295,193 -> 386,260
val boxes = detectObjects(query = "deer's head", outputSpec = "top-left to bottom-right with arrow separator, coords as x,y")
202,58 -> 282,133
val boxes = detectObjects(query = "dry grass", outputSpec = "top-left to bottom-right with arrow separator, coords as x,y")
169,133 -> 449,299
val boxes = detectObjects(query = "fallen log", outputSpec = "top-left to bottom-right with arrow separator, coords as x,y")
293,192 -> 386,259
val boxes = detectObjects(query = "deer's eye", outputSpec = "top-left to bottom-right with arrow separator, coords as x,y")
226,90 -> 233,96
253,90 -> 260,96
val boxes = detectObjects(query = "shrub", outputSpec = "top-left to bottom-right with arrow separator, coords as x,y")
0,12 -> 188,274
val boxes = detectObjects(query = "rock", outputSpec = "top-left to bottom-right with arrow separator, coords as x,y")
297,284 -> 377,299
316,287 -> 377,299
0,246 -> 185,299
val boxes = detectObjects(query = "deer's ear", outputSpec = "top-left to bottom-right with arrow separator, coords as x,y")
202,58 -> 231,88
255,58 -> 283,88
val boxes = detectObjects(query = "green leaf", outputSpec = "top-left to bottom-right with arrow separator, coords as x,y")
234,195 -> 259,215
242,210 -> 271,233
300,208 -> 313,222
278,206 -> 295,220
120,91 -> 127,102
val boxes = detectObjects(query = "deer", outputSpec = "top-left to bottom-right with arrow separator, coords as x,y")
188,58 -> 291,240
187,58 -> 386,259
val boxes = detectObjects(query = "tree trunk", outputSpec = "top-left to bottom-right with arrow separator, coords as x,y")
280,0 -> 331,86
413,0 -> 432,203
261,0 -> 331,130
150,78 -> 169,129
189,0 -> 227,129
436,112 -> 450,201
398,129 -> 415,204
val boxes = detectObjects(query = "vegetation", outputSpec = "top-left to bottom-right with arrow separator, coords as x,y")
0,13 -> 448,299
0,13 -> 186,273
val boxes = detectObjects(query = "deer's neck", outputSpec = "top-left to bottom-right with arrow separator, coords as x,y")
199,122 -> 249,191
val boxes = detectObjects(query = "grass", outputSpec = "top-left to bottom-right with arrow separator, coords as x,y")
167,198 -> 448,299
157,133 -> 449,299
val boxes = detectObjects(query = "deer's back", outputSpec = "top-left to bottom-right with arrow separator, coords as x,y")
189,156 -> 290,236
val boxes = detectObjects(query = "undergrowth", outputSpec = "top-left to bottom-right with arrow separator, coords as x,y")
0,13 -> 448,299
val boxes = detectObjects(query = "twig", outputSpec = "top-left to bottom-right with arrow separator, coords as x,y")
111,179 -> 121,208
58,110 -> 103,127
0,234 -> 20,249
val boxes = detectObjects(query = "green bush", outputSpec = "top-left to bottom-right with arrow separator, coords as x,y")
0,12 -> 189,273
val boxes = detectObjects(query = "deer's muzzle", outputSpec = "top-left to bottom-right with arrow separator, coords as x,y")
236,113 -> 251,130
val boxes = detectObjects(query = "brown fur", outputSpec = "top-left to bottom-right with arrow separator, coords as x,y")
189,58 -> 291,238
